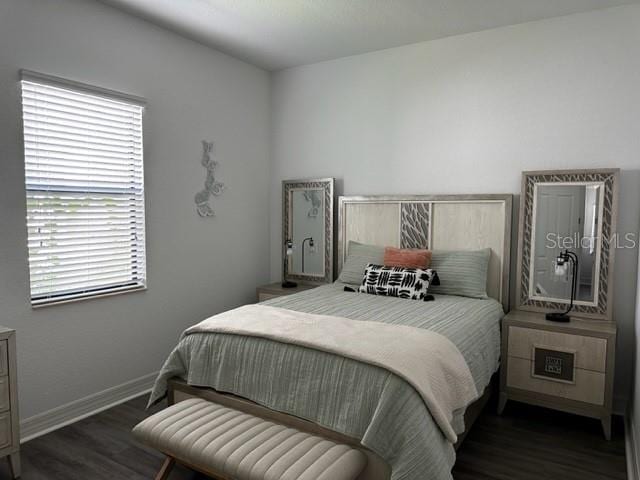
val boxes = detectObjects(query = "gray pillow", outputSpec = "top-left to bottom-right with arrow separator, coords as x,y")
428,249 -> 491,299
338,241 -> 384,285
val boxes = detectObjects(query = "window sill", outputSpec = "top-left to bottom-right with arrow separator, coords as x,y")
31,284 -> 147,309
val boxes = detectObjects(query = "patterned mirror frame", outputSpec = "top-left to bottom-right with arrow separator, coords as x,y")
516,169 -> 619,321
283,178 -> 334,284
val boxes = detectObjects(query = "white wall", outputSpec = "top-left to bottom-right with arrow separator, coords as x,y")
270,5 -> 640,408
0,0 -> 270,421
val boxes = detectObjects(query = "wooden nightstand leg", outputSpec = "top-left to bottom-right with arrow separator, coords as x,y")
497,392 -> 508,415
601,416 -> 612,441
8,452 -> 21,479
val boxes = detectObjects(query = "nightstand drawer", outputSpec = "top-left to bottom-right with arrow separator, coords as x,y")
508,326 -> 607,373
258,293 -> 280,302
0,341 -> 7,377
0,412 -> 10,449
256,282 -> 318,302
507,357 -> 605,405
0,377 -> 9,412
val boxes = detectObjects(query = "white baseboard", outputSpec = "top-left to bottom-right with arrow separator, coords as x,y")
615,394 -> 629,416
626,412 -> 639,480
20,371 -> 158,443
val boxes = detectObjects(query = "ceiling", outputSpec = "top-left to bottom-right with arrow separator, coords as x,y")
100,0 -> 637,70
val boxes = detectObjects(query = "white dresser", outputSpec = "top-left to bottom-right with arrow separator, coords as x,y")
0,327 -> 19,478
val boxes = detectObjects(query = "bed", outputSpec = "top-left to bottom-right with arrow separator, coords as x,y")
149,194 -> 513,480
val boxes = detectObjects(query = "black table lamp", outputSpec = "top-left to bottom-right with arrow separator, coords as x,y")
282,239 -> 297,288
546,249 -> 579,323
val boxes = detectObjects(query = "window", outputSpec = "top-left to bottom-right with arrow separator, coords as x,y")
20,72 -> 147,306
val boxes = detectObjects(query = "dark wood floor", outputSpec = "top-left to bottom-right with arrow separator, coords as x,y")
453,399 -> 626,480
0,394 -> 626,479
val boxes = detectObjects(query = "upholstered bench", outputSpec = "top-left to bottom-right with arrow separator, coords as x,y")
133,398 -> 367,480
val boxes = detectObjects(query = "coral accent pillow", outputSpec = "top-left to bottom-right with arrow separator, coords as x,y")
384,247 -> 432,269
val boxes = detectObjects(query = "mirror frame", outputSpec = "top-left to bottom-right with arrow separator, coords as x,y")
283,178 -> 334,284
515,168 -> 619,321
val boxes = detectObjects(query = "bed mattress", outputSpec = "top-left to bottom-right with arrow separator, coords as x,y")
149,283 -> 503,480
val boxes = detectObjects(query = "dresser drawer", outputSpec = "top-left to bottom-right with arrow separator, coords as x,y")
507,357 -> 605,405
258,293 -> 280,302
508,326 -> 607,373
0,412 -> 11,450
0,377 -> 9,413
0,341 -> 7,377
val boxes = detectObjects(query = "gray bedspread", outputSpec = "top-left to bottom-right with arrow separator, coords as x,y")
149,283 -> 503,480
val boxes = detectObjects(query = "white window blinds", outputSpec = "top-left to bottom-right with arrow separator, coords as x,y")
21,73 -> 147,306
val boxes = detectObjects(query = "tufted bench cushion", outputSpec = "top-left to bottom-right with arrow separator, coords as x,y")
133,398 -> 367,480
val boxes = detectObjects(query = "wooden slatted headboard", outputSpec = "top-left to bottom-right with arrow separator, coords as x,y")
337,194 -> 513,311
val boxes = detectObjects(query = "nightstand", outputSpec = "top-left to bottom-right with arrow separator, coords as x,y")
0,327 -> 20,478
498,309 -> 616,440
256,282 -> 317,302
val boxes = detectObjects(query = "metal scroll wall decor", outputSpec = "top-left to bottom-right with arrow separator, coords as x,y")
194,141 -> 225,217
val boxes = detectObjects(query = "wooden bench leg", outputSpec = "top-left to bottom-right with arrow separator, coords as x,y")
155,456 -> 175,480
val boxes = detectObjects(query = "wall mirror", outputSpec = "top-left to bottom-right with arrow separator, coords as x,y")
516,169 -> 619,320
283,178 -> 334,284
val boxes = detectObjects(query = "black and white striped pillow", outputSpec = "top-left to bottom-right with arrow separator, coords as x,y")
358,263 -> 440,301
